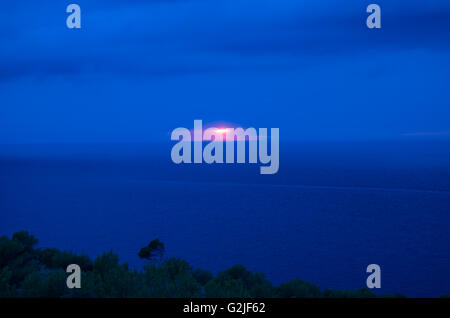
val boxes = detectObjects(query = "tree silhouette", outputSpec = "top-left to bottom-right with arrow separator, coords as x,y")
138,239 -> 165,261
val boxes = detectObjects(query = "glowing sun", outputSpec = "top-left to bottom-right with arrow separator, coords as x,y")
215,128 -> 229,134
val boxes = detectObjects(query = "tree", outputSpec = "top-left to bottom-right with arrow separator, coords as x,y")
204,265 -> 275,298
277,279 -> 322,298
142,258 -> 201,297
138,239 -> 165,261
0,232 -> 440,298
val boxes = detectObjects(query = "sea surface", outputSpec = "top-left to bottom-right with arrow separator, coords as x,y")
1,140 -> 450,297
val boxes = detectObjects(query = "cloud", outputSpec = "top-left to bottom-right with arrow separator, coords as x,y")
1,0 -> 450,82
403,131 -> 450,137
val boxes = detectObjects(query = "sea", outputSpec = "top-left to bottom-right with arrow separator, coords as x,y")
1,140 -> 450,297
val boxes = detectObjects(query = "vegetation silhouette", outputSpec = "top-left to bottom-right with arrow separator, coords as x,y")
138,239 -> 165,262
0,231 -> 416,298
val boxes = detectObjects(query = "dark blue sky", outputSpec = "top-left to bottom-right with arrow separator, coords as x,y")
1,0 -> 450,143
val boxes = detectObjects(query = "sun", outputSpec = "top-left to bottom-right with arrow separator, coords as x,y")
215,128 -> 229,134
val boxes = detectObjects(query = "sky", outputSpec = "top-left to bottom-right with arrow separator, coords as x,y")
1,0 -> 450,143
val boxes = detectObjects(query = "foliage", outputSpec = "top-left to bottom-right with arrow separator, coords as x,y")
323,288 -> 377,298
0,267 -> 16,298
0,231 -> 438,298
277,279 -> 322,298
0,231 -> 39,287
37,248 -> 93,271
142,258 -> 201,297
138,239 -> 165,261
204,265 -> 275,298
192,268 -> 214,286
